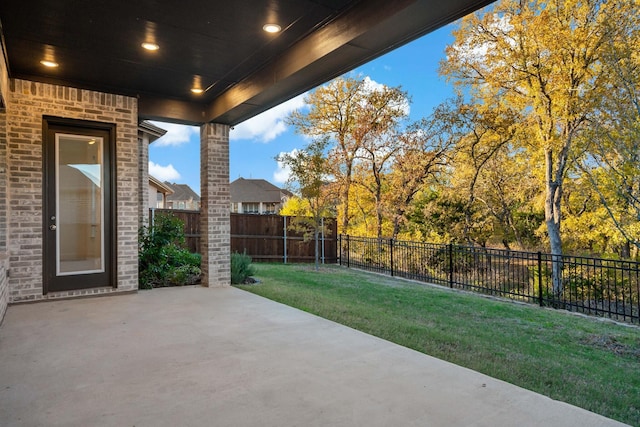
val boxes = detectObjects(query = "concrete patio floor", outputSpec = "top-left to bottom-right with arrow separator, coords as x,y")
0,286 -> 628,427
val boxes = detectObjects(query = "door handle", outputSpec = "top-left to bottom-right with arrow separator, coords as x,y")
49,224 -> 57,231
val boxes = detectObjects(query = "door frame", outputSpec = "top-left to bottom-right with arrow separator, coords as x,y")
42,116 -> 117,294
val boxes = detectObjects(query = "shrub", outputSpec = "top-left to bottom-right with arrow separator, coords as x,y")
139,213 -> 201,288
168,264 -> 202,285
231,251 -> 255,284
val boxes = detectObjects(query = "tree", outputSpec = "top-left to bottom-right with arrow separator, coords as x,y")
560,176 -> 629,256
441,0 -> 635,294
287,76 -> 408,234
353,130 -> 402,238
279,195 -> 310,217
574,11 -> 640,253
275,139 -> 336,270
446,100 -> 518,246
472,148 -> 541,250
384,99 -> 462,238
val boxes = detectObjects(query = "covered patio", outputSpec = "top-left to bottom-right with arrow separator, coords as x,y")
0,1 -> 629,425
0,287 -> 626,426
0,0 -> 499,313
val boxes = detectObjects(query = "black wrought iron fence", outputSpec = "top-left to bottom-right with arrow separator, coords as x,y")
339,235 -> 640,324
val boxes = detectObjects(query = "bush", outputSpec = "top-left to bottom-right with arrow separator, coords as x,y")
231,251 -> 255,284
168,264 -> 202,285
139,214 -> 201,288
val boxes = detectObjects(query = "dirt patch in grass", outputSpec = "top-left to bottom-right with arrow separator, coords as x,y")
581,334 -> 640,358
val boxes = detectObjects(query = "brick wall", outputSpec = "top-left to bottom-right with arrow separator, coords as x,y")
200,123 -> 230,287
6,79 -> 139,302
138,132 -> 150,229
0,107 -> 8,322
0,109 -> 7,253
0,253 -> 8,324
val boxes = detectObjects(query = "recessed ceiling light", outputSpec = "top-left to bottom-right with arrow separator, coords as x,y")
263,24 -> 281,33
142,42 -> 159,51
191,75 -> 206,95
40,60 -> 59,68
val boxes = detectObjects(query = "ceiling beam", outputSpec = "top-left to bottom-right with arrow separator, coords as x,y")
138,95 -> 208,126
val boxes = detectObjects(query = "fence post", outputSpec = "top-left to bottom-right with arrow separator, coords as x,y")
321,217 -> 325,265
537,251 -> 543,306
389,238 -> 394,276
283,216 -> 287,264
346,235 -> 350,268
448,243 -> 453,288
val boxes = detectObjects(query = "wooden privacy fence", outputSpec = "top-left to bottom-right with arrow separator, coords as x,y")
149,209 -> 338,263
231,214 -> 338,263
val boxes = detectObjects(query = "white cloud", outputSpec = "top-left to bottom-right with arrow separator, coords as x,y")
361,76 -> 410,116
149,161 -> 181,182
272,148 -> 299,184
362,76 -> 385,92
451,14 -> 514,64
150,122 -> 199,147
230,94 -> 306,143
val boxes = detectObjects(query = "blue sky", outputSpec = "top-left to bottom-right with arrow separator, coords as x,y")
149,23 -> 459,194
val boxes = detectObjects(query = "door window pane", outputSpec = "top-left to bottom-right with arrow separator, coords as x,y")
56,134 -> 104,275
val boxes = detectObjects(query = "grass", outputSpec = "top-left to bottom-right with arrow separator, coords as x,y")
236,263 -> 640,426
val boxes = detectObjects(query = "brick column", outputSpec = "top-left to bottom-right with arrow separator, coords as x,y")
0,109 -> 7,253
0,109 -> 8,320
138,132 -> 150,229
200,123 -> 230,287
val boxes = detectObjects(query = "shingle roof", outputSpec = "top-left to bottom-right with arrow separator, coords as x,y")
164,182 -> 200,202
230,178 -> 291,203
139,121 -> 167,143
149,175 -> 174,194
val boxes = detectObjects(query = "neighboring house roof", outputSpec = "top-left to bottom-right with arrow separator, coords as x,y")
139,121 -> 167,143
230,178 -> 292,203
149,175 -> 174,195
164,182 -> 201,202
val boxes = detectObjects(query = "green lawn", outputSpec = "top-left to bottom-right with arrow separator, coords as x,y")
236,263 -> 640,426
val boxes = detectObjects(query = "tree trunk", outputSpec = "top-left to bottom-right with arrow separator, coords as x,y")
375,183 -> 382,237
341,180 -> 350,234
314,229 -> 319,271
621,241 -> 631,259
341,163 -> 352,234
392,216 -> 401,240
544,148 -> 563,297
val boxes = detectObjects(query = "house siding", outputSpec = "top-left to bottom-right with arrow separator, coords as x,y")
5,79 -> 139,302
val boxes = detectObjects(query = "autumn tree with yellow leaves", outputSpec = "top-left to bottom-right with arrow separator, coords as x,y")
287,76 -> 408,235
441,0 -> 638,294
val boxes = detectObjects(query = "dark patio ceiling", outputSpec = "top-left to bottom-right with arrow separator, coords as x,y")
0,0 -> 493,126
